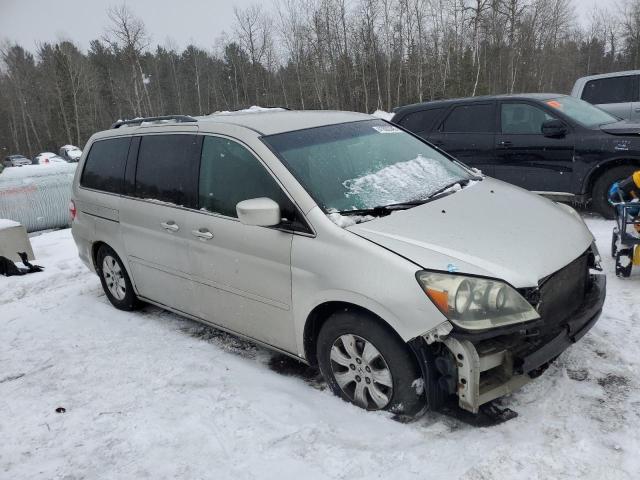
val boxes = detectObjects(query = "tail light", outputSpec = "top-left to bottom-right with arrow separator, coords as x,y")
69,200 -> 77,221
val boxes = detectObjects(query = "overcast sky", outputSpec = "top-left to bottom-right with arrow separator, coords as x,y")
0,0 -> 622,54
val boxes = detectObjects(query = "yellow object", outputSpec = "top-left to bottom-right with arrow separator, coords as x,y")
634,171 -> 640,189
634,245 -> 640,266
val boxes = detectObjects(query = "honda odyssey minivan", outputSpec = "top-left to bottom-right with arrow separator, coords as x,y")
71,110 -> 606,416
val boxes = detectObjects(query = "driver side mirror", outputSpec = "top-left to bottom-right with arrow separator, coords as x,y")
236,197 -> 281,227
541,119 -> 567,138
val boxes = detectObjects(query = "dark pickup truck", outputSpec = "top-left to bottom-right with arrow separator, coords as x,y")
391,94 -> 640,218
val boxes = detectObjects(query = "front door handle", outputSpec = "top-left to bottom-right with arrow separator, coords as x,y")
161,221 -> 179,232
191,228 -> 214,240
498,140 -> 513,148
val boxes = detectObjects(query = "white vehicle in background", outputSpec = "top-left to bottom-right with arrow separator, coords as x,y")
33,152 -> 67,165
59,145 -> 83,162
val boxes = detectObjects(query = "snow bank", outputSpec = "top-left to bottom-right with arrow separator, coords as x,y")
1,219 -> 639,479
342,154 -> 468,208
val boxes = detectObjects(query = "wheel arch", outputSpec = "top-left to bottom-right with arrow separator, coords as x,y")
583,157 -> 640,197
302,301 -> 407,366
91,240 -> 137,291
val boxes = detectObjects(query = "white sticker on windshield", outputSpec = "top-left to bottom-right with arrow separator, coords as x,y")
372,125 -> 401,134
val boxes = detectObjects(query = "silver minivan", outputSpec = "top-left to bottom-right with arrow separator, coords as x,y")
71,111 -> 606,416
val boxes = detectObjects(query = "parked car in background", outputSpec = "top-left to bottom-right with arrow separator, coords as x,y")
392,94 -> 640,218
3,155 -> 32,167
59,145 -> 82,162
71,111 -> 605,417
571,70 -> 640,122
33,152 -> 67,165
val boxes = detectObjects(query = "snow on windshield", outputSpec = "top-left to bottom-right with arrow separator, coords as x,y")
342,154 -> 464,208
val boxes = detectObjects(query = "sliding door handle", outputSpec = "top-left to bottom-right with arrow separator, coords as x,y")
161,221 -> 179,232
191,228 -> 214,240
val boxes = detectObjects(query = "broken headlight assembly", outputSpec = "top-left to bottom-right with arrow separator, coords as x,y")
416,271 -> 539,331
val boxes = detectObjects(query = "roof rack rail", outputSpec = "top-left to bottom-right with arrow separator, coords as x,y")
111,115 -> 198,129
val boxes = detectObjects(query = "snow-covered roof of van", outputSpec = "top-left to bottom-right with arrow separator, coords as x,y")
196,109 -> 372,135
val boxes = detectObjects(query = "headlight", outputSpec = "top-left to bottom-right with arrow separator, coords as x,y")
416,271 -> 539,331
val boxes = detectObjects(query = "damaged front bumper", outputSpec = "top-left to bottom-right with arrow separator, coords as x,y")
413,273 -> 606,413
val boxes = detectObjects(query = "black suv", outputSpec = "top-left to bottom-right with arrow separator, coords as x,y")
392,94 -> 640,218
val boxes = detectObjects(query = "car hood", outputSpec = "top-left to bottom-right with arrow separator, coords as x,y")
600,121 -> 640,136
347,178 -> 594,288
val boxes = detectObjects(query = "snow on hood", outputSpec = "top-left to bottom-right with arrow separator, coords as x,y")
348,177 -> 594,288
342,155 -> 468,208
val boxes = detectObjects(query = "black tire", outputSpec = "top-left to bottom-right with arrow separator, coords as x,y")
592,165 -> 639,219
317,310 -> 425,416
96,245 -> 141,310
615,248 -> 633,278
611,228 -> 619,258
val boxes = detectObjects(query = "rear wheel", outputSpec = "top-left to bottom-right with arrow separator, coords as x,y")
592,165 -> 639,219
96,245 -> 141,310
317,310 -> 425,416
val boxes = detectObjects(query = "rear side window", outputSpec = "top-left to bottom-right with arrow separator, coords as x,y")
134,134 -> 199,207
80,137 -> 130,193
582,76 -> 638,104
199,136 -> 293,219
398,108 -> 444,134
441,104 -> 495,133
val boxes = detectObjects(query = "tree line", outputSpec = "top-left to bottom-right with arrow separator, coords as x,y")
1,0 -> 639,157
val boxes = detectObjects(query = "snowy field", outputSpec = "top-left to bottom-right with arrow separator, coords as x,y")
1,217 -> 639,479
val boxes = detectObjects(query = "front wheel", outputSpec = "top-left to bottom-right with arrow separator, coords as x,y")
317,311 -> 425,416
592,165 -> 639,219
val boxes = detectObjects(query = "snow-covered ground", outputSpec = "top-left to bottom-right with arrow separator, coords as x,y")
1,217 -> 639,479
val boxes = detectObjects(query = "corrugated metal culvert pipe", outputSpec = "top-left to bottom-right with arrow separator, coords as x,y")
0,164 -> 77,233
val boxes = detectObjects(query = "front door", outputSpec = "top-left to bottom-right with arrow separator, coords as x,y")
183,135 -> 297,352
493,101 -> 575,193
120,131 -> 200,314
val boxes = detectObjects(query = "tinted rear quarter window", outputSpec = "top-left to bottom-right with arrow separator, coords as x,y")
80,137 -> 131,193
135,134 -> 199,207
582,76 -> 638,104
398,108 -> 444,134
441,104 -> 495,133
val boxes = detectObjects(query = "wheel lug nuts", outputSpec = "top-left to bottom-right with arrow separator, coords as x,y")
349,364 -> 355,370
356,358 -> 362,364
355,375 -> 361,382
365,377 -> 371,384
365,366 -> 371,372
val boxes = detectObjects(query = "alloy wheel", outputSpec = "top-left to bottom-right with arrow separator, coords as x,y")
329,334 -> 393,410
102,255 -> 126,300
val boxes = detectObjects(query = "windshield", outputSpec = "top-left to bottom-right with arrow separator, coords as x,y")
545,96 -> 618,128
263,120 -> 474,212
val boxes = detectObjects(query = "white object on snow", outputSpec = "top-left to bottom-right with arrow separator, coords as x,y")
0,219 -> 34,261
